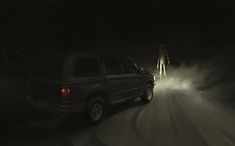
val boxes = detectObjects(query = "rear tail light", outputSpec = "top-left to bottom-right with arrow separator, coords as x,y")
61,86 -> 70,97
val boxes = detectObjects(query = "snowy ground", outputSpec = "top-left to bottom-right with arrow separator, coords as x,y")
2,61 -> 235,146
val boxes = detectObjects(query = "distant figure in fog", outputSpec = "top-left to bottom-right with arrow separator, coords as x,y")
157,44 -> 170,79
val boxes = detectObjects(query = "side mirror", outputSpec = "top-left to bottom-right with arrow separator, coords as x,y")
137,67 -> 144,73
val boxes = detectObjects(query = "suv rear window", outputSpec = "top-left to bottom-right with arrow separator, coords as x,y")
33,56 -> 65,80
121,58 -> 138,74
74,57 -> 100,78
104,57 -> 124,75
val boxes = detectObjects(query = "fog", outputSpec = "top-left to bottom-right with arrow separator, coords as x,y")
155,52 -> 235,107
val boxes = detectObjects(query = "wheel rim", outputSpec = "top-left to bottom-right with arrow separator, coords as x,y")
146,88 -> 153,101
91,103 -> 103,121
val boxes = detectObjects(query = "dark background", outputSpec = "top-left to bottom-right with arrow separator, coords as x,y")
0,0 -> 235,68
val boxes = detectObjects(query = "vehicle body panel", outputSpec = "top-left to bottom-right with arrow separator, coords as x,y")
26,52 -> 155,114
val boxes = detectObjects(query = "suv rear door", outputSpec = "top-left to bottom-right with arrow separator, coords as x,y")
120,57 -> 144,97
68,55 -> 103,105
103,57 -> 137,104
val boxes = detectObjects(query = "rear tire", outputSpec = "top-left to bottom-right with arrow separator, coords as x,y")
86,97 -> 107,124
141,84 -> 154,104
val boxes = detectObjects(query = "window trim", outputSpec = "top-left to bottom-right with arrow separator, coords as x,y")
121,57 -> 139,75
71,56 -> 102,79
103,57 -> 126,76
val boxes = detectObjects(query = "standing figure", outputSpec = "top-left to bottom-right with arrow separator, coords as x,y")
157,44 -> 170,79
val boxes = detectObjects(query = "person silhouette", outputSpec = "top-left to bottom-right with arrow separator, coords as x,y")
157,44 -> 170,79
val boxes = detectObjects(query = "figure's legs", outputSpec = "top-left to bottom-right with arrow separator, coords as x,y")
159,62 -> 163,80
163,62 -> 167,78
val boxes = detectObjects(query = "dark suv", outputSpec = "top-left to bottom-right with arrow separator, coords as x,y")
26,52 -> 155,124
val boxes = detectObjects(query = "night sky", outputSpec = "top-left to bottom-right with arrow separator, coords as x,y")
1,1 -> 235,66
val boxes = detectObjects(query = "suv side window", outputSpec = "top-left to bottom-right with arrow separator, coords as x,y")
104,57 -> 124,75
121,58 -> 138,74
74,57 -> 100,78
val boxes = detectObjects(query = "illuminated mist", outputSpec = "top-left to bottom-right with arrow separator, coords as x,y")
154,60 -> 235,104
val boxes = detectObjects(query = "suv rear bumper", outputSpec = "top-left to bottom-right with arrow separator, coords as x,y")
25,96 -> 85,114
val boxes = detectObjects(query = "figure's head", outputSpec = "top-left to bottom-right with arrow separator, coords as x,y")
160,44 -> 164,48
